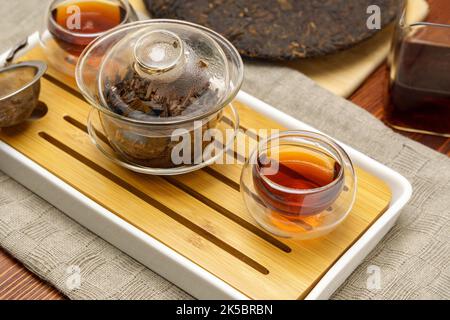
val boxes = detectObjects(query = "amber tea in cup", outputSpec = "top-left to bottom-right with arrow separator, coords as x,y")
241,131 -> 356,239
48,0 -> 127,57
253,145 -> 343,217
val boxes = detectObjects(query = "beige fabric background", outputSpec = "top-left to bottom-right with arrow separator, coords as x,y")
0,0 -> 449,300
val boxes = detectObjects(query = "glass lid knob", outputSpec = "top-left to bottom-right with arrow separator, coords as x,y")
133,30 -> 185,75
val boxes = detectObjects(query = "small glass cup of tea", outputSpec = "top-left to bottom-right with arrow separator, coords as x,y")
385,1 -> 450,137
39,0 -> 137,77
240,131 -> 356,239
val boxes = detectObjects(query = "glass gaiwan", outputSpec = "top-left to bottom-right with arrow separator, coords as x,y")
76,20 -> 243,175
240,131 -> 357,239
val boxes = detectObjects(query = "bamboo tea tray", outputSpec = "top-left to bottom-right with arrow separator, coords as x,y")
0,36 -> 412,300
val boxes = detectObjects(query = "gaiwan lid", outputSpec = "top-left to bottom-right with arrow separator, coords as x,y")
77,20 -> 243,124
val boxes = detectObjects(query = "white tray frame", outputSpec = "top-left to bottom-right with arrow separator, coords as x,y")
0,33 -> 412,300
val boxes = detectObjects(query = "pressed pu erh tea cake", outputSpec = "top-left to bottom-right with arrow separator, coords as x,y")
145,0 -> 401,60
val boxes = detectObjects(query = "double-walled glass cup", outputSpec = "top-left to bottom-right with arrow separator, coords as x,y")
240,131 -> 356,239
76,20 -> 244,175
40,0 -> 137,77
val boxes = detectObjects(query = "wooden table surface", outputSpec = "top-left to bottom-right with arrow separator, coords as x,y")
0,0 -> 448,300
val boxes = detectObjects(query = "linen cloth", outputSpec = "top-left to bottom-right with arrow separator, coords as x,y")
0,0 -> 448,300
